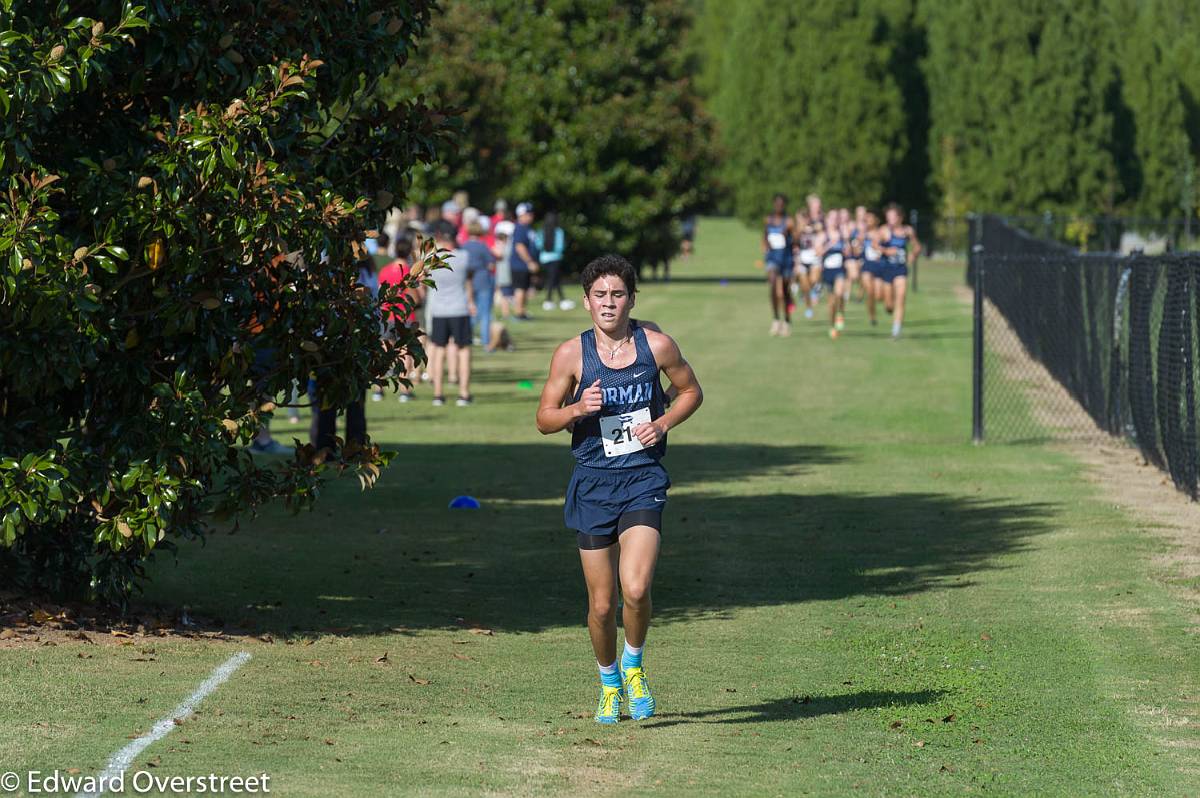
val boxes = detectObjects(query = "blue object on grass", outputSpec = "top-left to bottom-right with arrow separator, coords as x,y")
719,278 -> 729,286
449,495 -> 481,509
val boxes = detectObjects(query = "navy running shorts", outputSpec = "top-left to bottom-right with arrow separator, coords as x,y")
821,266 -> 846,286
765,259 -> 794,280
881,263 -> 909,283
564,463 -> 670,549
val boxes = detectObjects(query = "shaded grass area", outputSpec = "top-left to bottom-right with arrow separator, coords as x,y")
1,219 -> 1196,796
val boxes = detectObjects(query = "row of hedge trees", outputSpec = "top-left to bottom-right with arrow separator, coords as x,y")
694,0 -> 1200,224
380,0 -> 718,270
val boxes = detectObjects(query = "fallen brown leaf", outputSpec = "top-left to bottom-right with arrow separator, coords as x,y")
468,628 -> 494,636
374,653 -> 389,664
408,675 -> 431,685
942,713 -> 956,723
889,720 -> 903,730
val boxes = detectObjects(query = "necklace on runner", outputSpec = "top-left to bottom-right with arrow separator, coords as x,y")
603,334 -> 632,360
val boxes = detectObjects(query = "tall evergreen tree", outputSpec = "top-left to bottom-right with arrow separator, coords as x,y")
380,0 -> 716,268
923,0 -> 1120,215
712,0 -> 915,223
1109,0 -> 1200,218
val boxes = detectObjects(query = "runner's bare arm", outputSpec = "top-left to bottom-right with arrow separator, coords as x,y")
635,320 -> 678,406
908,226 -> 922,261
516,242 -> 538,273
536,339 -> 596,434
633,331 -> 702,446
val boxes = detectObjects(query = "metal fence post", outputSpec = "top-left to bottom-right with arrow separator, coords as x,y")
971,214 -> 985,444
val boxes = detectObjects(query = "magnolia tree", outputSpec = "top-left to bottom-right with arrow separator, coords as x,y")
0,1 -> 453,604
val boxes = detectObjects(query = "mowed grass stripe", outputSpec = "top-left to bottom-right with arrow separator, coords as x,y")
0,218 -> 1195,795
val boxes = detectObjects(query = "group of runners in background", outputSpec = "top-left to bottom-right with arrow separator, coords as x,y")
762,193 -> 921,340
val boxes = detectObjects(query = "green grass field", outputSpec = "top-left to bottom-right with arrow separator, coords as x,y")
2,218 -> 1198,796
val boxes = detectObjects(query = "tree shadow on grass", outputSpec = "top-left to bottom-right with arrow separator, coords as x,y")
142,442 -> 1054,638
640,690 -> 946,729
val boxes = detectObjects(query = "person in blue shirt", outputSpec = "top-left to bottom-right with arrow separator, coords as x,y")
462,220 -> 497,350
536,211 -> 573,311
510,202 -> 540,319
536,254 -> 703,725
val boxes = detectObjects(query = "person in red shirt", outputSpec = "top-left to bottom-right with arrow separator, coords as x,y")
378,235 -> 426,402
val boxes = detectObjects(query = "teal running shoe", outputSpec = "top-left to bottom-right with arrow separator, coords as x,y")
622,666 -> 656,720
594,684 -> 623,724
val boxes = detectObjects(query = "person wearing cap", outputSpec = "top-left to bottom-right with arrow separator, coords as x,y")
510,202 -> 540,320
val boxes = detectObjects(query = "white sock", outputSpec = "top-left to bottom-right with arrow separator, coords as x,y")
598,660 -> 619,675
623,641 -> 643,657
892,320 -> 901,335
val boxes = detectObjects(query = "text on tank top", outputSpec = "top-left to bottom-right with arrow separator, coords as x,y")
570,321 -> 666,468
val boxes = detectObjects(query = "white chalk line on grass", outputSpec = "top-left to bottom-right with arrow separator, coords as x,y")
75,651 -> 251,798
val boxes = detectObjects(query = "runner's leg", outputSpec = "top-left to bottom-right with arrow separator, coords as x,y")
617,526 -> 660,648
892,275 -> 908,336
579,544 -> 621,666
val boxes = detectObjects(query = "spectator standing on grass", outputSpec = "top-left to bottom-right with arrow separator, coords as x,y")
378,235 -> 424,402
680,214 -> 696,260
313,251 -> 377,450
510,202 -> 540,320
536,211 -> 573,311
493,223 -> 515,321
426,220 -> 476,406
463,220 -> 497,350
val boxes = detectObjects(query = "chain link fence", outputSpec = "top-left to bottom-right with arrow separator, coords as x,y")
970,214 -> 1200,499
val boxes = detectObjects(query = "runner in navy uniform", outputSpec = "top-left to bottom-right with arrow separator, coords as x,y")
816,214 -> 849,338
879,202 -> 921,340
762,193 -> 795,336
536,254 -> 703,724
798,194 -> 825,317
860,210 -> 885,327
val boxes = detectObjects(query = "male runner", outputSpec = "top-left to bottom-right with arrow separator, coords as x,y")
536,254 -> 703,724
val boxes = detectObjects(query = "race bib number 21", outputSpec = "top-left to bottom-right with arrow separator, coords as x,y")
599,407 -> 652,458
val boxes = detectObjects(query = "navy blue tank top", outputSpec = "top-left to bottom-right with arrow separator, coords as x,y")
570,322 -> 666,468
764,216 -> 791,263
886,228 -> 909,264
823,237 -> 845,268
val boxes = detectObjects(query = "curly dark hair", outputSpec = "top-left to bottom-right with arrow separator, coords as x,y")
580,254 -> 637,295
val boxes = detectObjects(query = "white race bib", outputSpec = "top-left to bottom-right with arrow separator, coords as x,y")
799,248 -> 817,265
767,232 -> 787,250
825,252 -> 844,268
599,407 -> 652,458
